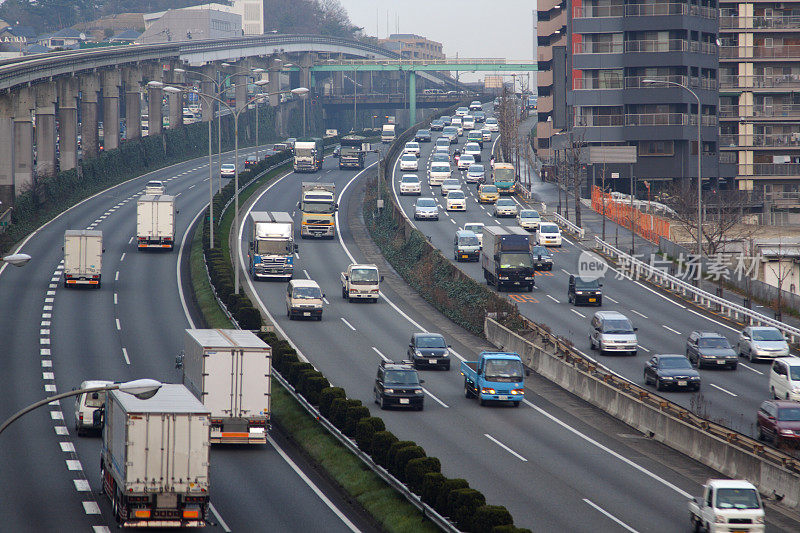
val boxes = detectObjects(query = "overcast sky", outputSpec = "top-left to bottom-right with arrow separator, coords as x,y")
338,0 -> 536,82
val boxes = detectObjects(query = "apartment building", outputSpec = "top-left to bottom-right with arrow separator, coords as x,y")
377,33 -> 445,60
537,0 -> 720,189
719,1 -> 800,217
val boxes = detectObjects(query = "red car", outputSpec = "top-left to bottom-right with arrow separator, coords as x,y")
757,399 -> 800,444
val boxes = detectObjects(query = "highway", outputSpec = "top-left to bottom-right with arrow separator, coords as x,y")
0,147 -> 368,532
389,111 -> 781,440
232,140 -> 794,531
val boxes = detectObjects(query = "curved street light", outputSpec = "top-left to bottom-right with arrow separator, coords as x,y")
1,253 -> 31,267
0,379 -> 162,436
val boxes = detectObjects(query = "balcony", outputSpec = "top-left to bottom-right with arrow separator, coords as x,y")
538,95 -> 554,113
539,12 -> 567,37
720,15 -> 800,31
625,113 -> 717,126
625,3 -> 716,18
720,73 -> 800,89
625,39 -> 715,54
573,77 -> 624,90
573,4 -> 624,18
752,163 -> 800,176
721,45 -> 800,59
721,132 -> 800,148
574,115 -> 624,126
573,41 -> 624,54
538,69 -> 553,88
625,74 -> 718,90
720,104 -> 800,118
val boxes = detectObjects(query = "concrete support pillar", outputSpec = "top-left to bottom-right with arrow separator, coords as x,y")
124,69 -> 142,140
235,72 -> 248,113
0,94 -> 14,208
201,64 -> 218,122
299,52 -> 313,92
35,83 -> 57,178
80,74 -> 100,159
167,68 -> 184,129
267,60 -> 281,107
102,71 -> 121,150
148,87 -> 163,136
57,78 -> 79,171
409,70 -> 417,126
13,87 -> 34,194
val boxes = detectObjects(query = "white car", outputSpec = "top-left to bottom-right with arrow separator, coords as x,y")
469,101 -> 482,111
517,209 -> 541,230
145,180 -> 165,195
455,106 -> 469,117
463,142 -> 482,162
428,162 -> 451,186
440,178 -> 462,196
451,117 -> 464,136
462,115 -> 475,130
220,163 -> 236,178
537,222 -> 563,246
494,198 -> 518,217
485,117 -> 499,132
481,129 -> 493,142
403,141 -> 421,158
466,164 -> 485,183
74,380 -> 113,436
399,174 -> 421,195
457,153 -> 475,170
433,146 -> 450,157
435,137 -> 450,150
400,154 -> 419,171
462,222 -> 485,247
445,190 -> 466,211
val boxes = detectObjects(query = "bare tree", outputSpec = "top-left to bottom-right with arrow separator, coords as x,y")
764,234 -> 795,322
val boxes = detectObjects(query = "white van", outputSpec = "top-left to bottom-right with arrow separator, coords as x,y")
462,115 -> 476,130
74,380 -> 113,436
769,357 -> 800,401
428,162 -> 452,186
589,311 -> 638,356
286,279 -> 325,320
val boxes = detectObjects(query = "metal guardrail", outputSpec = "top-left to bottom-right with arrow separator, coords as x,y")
273,371 -> 460,533
552,211 -> 585,239
594,236 -> 800,343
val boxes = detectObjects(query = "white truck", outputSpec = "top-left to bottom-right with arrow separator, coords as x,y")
137,194 -> 176,250
247,211 -> 296,279
341,263 -> 383,302
181,329 -> 272,445
381,124 -> 396,143
688,479 -> 765,533
101,384 -> 211,527
64,230 -> 103,288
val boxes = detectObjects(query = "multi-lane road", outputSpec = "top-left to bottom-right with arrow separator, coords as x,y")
0,147 -> 369,531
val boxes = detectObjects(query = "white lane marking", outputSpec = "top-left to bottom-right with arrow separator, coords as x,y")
43,305 -> 52,311
323,297 -> 330,305
115,319 -> 121,330
267,434 -> 361,532
303,269 -> 311,279
121,347 -> 130,365
42,361 -> 52,368
40,329 -> 50,335
44,297 -> 54,303
524,399 -> 693,498
423,388 -> 450,408
739,363 -> 763,375
40,338 -> 51,345
638,345 -> 651,353
560,268 -> 571,275
177,205 -> 208,331
340,317 -> 356,331
114,293 -> 118,305
45,384 -> 57,392
562,237 -> 574,246
66,460 -> 83,471
83,502 -> 101,515
372,346 -> 390,362
710,383 -> 738,397
43,372 -> 54,380
188,184 -> 196,189
546,295 -> 560,303
120,252 -> 126,261
54,426 -> 68,435
450,218 -> 457,224
59,442 -> 75,452
50,411 -> 63,420
128,236 -> 133,245
49,283 -> 57,288
570,309 -> 586,318
40,348 -> 50,356
484,434 -> 527,462
73,480 -> 91,492
115,271 -> 119,281
605,296 -> 619,304
209,503 -> 232,533
662,324 -> 681,335
631,309 -> 648,319
583,499 -> 639,533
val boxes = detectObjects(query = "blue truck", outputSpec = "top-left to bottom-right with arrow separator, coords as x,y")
461,351 -> 525,406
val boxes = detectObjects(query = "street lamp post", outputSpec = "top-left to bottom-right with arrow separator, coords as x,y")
644,78 -> 703,258
0,379 -> 161,436
163,85 -> 309,294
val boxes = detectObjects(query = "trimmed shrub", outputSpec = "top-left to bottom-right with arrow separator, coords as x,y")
338,404 -> 366,437
405,456 -> 441,495
277,351 -> 299,373
354,416 -> 386,453
392,445 -> 426,481
369,430 -> 398,467
421,472 -> 445,506
235,305 -> 262,330
287,362 -> 314,386
435,478 -> 469,515
302,376 -> 330,405
295,369 -> 320,396
448,488 -> 486,531
331,399 -> 362,431
318,387 -> 346,419
385,440 -> 416,473
257,331 -> 279,346
471,506 -> 514,533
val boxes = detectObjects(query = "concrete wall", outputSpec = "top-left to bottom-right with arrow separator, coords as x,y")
485,316 -> 800,510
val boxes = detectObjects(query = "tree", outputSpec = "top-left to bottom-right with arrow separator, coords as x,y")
764,235 -> 795,322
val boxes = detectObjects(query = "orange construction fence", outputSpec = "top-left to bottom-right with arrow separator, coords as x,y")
591,186 -> 671,243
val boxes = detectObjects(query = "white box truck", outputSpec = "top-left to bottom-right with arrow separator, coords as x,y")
137,194 -> 176,250
381,124 -> 396,143
64,230 -> 103,288
101,384 -> 211,528
182,329 -> 272,444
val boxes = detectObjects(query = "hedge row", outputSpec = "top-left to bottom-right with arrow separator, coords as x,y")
256,330 -> 531,533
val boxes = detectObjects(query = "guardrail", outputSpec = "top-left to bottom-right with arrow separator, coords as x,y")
594,236 -> 800,343
552,211 -> 585,239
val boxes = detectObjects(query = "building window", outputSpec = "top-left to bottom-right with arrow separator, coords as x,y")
639,140 -> 674,156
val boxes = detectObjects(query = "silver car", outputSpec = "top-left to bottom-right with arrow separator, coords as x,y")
440,178 -> 462,196
737,326 -> 790,362
494,198 -> 518,217
466,164 -> 485,183
413,197 -> 439,220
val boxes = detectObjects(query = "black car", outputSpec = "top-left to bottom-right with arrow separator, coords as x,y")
332,145 -> 341,158
408,332 -> 451,370
430,120 -> 445,131
243,156 -> 259,170
374,361 -> 425,410
643,354 -> 701,391
567,275 -> 602,306
441,115 -> 452,126
474,111 -> 486,123
415,129 -> 432,142
531,245 -> 553,271
686,331 -> 738,369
